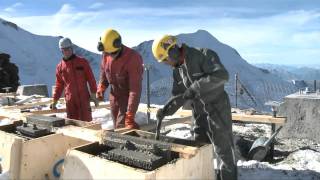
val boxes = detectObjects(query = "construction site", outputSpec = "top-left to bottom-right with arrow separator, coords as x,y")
0,82 -> 319,180
0,2 -> 320,178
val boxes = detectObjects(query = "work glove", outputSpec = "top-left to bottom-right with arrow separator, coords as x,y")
156,108 -> 166,121
125,112 -> 139,129
50,100 -> 58,110
183,88 -> 197,100
90,93 -> 99,107
96,91 -> 104,101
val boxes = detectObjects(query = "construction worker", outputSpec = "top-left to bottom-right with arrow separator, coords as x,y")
96,29 -> 143,129
51,37 -> 98,122
0,52 -> 20,93
152,35 -> 237,180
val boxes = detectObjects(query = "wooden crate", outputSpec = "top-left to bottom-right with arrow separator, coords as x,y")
61,131 -> 215,180
10,134 -> 89,180
0,124 -> 90,180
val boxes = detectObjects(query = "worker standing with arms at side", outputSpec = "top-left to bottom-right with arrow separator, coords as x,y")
51,37 -> 98,122
96,29 -> 143,129
152,35 -> 237,180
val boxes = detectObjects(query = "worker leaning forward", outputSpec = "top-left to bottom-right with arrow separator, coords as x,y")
51,37 -> 98,122
96,29 -> 143,129
152,35 -> 237,180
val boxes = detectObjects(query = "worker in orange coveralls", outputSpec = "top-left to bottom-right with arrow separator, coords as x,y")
51,37 -> 98,122
96,29 -> 143,129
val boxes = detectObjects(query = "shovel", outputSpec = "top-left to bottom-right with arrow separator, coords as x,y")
155,115 -> 162,140
248,126 -> 283,161
155,94 -> 183,140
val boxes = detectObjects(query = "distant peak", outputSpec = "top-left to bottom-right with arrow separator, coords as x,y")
177,29 -> 218,43
194,29 -> 211,35
0,18 -> 18,30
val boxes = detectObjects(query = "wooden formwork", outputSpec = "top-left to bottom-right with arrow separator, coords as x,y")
0,113 -> 102,179
60,130 -> 215,180
55,125 -> 102,143
0,128 -> 90,180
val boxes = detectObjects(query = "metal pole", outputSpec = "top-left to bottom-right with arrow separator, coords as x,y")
144,64 -> 151,125
314,80 -> 317,92
235,73 -> 238,108
3,87 -> 12,106
270,106 -> 277,160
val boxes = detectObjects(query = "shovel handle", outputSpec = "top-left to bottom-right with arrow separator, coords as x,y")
264,126 -> 283,146
155,117 -> 162,140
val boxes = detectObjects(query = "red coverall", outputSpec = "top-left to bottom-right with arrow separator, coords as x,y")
97,46 -> 143,128
53,55 -> 97,121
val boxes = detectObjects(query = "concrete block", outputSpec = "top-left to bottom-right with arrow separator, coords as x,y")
278,93 -> 320,143
16,84 -> 49,97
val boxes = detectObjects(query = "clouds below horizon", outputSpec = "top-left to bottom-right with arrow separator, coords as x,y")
0,1 -> 319,65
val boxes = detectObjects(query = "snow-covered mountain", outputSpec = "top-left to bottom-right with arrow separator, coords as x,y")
136,30 -> 298,111
255,63 -> 320,81
0,18 -> 298,111
0,18 -> 100,90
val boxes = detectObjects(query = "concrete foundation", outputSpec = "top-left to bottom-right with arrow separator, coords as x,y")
278,92 -> 320,143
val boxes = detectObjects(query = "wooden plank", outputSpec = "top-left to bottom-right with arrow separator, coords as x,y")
152,144 -> 214,179
232,114 -> 286,124
0,93 -> 17,97
19,104 -> 111,115
56,126 -> 102,142
139,106 -> 286,124
64,118 -> 96,127
84,123 -> 102,130
1,99 -> 53,110
0,109 -> 22,119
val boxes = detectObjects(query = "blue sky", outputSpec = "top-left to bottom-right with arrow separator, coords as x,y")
0,0 -> 319,65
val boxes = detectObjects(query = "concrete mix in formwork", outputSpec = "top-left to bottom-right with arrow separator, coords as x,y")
277,92 -> 320,143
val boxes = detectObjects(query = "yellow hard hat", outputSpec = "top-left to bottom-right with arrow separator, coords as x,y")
100,29 -> 122,53
152,35 -> 177,62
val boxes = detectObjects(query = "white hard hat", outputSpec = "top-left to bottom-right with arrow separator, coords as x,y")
59,37 -> 73,49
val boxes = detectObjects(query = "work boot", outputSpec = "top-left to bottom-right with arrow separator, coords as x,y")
125,121 -> 139,129
125,112 -> 139,129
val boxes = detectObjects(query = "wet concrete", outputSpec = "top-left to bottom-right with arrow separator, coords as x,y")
103,131 -> 174,152
101,148 -> 168,171
98,131 -> 180,170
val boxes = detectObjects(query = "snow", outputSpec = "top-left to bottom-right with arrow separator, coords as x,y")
238,150 -> 320,180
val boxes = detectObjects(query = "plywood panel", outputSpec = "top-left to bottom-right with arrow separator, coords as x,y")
9,134 -> 89,180
0,131 -> 23,173
56,126 -> 101,142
